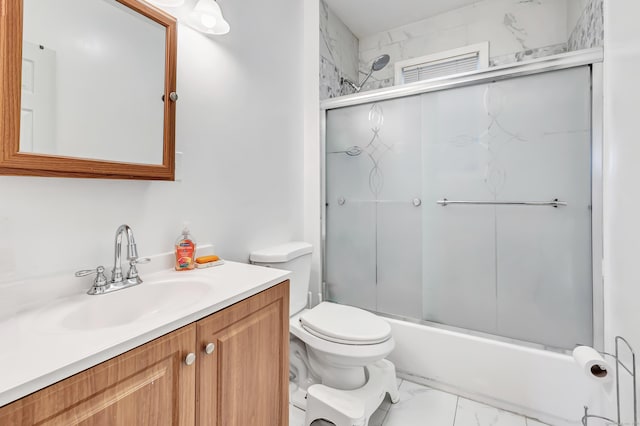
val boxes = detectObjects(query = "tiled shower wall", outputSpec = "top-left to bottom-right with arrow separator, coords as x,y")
319,0 -> 604,97
358,0 -> 572,91
568,0 -> 604,51
319,0 -> 358,100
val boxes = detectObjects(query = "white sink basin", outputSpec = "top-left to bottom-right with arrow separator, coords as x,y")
37,277 -> 212,331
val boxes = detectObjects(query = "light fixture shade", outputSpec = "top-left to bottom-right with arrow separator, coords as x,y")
187,0 -> 230,35
148,0 -> 185,7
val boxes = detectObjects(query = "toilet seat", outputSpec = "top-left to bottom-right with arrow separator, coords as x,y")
290,311 -> 395,364
299,302 -> 392,345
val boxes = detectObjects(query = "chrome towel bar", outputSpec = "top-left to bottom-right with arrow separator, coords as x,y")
437,198 -> 567,208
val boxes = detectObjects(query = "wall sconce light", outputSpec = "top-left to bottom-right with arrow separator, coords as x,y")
186,0 -> 230,35
148,0 -> 185,7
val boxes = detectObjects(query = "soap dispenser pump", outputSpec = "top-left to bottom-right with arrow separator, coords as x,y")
175,224 -> 196,271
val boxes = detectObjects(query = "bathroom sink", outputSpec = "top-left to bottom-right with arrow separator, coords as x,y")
37,277 -> 212,331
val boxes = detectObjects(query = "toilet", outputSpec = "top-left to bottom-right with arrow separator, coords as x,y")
250,242 -> 399,426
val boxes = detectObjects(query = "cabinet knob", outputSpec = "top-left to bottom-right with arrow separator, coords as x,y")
205,343 -> 215,355
184,352 -> 196,366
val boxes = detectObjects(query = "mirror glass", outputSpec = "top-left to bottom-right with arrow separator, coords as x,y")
20,0 -> 166,165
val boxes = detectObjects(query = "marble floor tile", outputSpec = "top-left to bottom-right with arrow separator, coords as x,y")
383,381 -> 458,426
289,379 -> 537,426
454,397 -> 527,426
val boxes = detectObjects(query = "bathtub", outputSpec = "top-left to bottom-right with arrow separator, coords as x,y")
384,318 -> 612,426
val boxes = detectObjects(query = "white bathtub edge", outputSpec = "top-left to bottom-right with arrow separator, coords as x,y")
385,318 -> 613,426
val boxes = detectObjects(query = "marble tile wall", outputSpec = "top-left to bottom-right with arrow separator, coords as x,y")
489,42 -> 568,67
357,0 -> 572,91
567,0 -> 604,51
322,0 -> 603,96
319,0 -> 359,100
567,0 -> 588,31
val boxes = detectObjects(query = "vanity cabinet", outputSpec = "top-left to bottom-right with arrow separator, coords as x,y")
197,280 -> 289,425
0,281 -> 289,426
0,324 -> 197,425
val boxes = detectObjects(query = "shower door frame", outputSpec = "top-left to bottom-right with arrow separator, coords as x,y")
320,48 -> 604,353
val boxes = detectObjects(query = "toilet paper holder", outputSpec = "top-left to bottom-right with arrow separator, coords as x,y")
580,336 -> 637,426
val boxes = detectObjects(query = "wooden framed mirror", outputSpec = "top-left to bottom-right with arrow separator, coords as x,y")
0,0 -> 177,180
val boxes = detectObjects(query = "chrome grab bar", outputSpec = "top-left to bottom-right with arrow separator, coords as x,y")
437,198 -> 567,207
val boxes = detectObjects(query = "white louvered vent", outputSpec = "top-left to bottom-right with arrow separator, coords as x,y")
402,52 -> 479,83
394,42 -> 489,85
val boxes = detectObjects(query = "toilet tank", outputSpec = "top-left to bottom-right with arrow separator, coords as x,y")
250,242 -> 313,316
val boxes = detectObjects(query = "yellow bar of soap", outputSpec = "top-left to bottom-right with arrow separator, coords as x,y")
196,255 -> 220,264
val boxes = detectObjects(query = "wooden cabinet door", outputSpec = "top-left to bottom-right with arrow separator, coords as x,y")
0,324 -> 196,426
196,281 -> 289,426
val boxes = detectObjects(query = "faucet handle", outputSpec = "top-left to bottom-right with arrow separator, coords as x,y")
75,265 -> 108,287
126,257 -> 151,281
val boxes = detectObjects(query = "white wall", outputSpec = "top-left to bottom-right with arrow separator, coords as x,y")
603,0 -> 640,423
304,0 -> 323,303
0,0 -> 304,284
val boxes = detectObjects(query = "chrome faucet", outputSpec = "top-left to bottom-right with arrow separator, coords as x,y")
112,224 -> 139,285
75,224 -> 150,295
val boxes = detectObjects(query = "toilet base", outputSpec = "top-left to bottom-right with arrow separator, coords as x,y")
304,359 -> 400,426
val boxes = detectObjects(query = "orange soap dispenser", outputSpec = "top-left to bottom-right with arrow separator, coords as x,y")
175,224 -> 196,271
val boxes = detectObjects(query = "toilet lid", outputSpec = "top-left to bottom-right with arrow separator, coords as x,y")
299,302 -> 392,345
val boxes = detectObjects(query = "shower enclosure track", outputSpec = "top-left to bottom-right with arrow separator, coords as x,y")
321,48 -> 602,110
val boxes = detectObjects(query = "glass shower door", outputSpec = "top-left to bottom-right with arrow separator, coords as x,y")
325,95 -> 423,318
421,67 -> 592,347
325,65 -> 593,349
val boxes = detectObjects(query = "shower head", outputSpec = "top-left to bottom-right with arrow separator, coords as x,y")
371,54 -> 390,72
340,53 -> 391,94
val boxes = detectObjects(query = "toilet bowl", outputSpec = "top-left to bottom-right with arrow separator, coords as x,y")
250,242 -> 399,425
291,302 -> 395,390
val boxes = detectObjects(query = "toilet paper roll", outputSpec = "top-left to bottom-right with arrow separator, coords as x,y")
572,346 -> 613,383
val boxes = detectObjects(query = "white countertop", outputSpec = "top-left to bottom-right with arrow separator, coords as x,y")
0,260 -> 290,407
